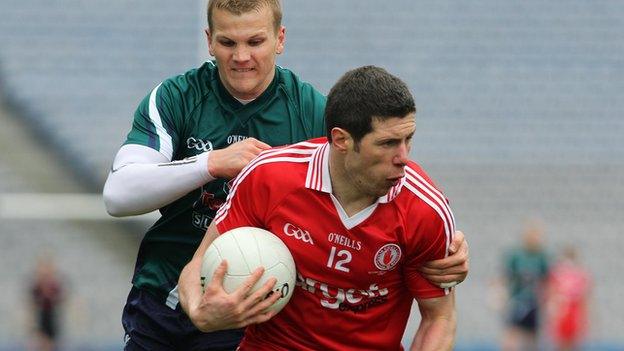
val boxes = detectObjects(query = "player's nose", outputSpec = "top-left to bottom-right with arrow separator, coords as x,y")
393,143 -> 409,166
233,46 -> 251,62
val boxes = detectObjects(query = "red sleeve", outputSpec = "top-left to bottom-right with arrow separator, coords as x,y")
402,196 -> 455,299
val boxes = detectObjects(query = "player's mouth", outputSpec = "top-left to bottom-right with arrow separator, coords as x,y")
232,67 -> 255,73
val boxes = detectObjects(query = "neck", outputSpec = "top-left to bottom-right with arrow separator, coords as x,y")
234,96 -> 255,105
328,150 -> 376,217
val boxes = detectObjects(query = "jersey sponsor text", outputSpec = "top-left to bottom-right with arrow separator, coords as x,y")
192,212 -> 213,230
296,272 -> 389,311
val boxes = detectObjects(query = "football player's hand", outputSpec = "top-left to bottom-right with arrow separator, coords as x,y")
183,260 -> 282,332
419,230 -> 469,288
208,138 -> 271,179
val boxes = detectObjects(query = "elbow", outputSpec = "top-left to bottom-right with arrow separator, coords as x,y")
104,205 -> 125,218
103,192 -> 126,217
103,179 -> 156,217
103,181 -> 130,217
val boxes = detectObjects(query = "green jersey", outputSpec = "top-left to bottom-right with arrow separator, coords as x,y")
124,61 -> 326,304
505,247 -> 550,305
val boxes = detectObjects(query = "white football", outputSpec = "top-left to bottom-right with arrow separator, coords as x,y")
201,226 -> 296,314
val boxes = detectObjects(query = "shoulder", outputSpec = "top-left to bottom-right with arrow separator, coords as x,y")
392,161 -> 456,251
224,140 -> 322,213
399,161 -> 453,222
506,248 -> 521,263
157,61 -> 217,102
242,139 -> 322,178
276,66 -> 326,101
275,66 -> 326,136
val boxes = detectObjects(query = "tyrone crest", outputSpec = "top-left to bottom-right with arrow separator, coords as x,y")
374,244 -> 402,271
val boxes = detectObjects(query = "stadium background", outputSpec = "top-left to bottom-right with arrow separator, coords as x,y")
0,0 -> 622,349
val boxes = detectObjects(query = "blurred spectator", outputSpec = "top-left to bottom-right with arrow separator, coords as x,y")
546,246 -> 592,351
27,254 -> 65,351
501,221 -> 551,351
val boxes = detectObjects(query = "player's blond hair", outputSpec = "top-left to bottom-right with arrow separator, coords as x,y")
207,0 -> 282,33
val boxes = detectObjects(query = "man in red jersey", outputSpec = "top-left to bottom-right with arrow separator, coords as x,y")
546,246 -> 591,351
179,65 -> 456,350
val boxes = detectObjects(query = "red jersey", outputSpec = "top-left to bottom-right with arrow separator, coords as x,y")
215,138 -> 455,351
548,261 -> 591,344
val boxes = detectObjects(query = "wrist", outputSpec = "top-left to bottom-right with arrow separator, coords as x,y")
198,151 -> 217,182
188,307 -> 217,333
206,149 -> 222,179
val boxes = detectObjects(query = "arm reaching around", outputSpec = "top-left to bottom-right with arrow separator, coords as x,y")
420,230 -> 469,287
178,222 -> 281,332
410,291 -> 456,351
103,138 -> 270,216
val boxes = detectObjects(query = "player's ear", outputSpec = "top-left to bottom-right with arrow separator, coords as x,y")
205,28 -> 215,56
330,127 -> 352,153
276,26 -> 285,54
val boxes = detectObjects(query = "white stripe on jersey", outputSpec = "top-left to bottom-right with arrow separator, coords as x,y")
405,167 -> 456,229
148,83 -> 174,160
378,175 -> 403,204
305,143 -> 328,191
294,141 -> 327,148
403,168 -> 455,258
224,143 -> 318,195
214,145 -> 317,224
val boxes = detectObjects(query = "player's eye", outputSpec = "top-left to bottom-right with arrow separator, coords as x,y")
219,39 -> 235,47
249,38 -> 264,46
380,140 -> 398,147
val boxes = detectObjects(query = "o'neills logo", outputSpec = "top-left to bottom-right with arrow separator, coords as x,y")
374,244 -> 402,271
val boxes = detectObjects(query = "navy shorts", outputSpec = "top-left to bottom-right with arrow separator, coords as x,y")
508,301 -> 539,333
122,286 -> 244,351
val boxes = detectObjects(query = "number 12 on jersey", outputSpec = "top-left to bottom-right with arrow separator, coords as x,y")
326,246 -> 352,272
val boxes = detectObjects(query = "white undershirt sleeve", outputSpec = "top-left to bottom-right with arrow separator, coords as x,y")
103,144 -> 215,217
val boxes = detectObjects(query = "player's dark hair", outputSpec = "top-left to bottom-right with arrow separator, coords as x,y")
207,0 -> 282,33
325,66 -> 416,147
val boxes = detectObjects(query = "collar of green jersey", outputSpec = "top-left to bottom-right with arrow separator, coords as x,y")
213,66 -> 280,125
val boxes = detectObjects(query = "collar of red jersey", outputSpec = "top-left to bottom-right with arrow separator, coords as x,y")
304,142 -> 405,204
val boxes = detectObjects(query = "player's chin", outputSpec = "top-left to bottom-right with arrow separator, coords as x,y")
382,178 -> 401,189
231,83 -> 260,98
374,184 -> 393,197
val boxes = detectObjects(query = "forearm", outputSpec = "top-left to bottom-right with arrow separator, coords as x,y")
103,144 -> 214,216
179,223 -> 219,314
411,314 -> 456,351
179,254 -> 204,316
411,293 -> 456,351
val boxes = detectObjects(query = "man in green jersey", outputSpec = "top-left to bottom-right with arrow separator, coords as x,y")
501,221 -> 550,351
103,0 -> 469,350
